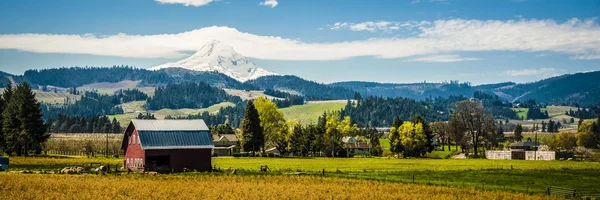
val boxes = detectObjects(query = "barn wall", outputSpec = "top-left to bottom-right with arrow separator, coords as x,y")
124,128 -> 145,170
145,149 -> 212,172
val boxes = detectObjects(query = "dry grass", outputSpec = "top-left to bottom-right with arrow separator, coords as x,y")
0,173 -> 560,200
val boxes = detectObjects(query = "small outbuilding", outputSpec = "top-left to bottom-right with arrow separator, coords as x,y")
121,119 -> 214,172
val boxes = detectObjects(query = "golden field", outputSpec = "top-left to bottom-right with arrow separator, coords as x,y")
0,173 -> 560,200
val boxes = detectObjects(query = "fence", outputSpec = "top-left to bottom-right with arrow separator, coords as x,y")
547,186 -> 600,199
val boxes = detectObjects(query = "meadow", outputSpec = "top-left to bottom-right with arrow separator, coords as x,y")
0,173 -> 560,200
280,101 -> 347,124
5,156 -> 600,195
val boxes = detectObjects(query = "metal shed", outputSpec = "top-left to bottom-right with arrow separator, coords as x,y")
121,119 -> 214,172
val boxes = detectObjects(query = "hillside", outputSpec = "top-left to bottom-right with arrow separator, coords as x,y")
331,71 -> 600,106
248,75 -> 355,100
280,101 -> 347,124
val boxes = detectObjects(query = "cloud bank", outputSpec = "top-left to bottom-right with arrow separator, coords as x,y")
501,68 -> 562,77
1,18 -> 599,61
155,0 -> 214,7
260,0 -> 278,8
404,54 -> 480,63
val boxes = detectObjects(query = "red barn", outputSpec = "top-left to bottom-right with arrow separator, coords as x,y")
121,119 -> 214,172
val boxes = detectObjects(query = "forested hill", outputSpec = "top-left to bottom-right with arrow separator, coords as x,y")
1,67 -> 599,105
492,71 -> 600,106
330,81 -> 475,100
13,66 -> 251,89
330,71 -> 600,106
247,75 -> 355,100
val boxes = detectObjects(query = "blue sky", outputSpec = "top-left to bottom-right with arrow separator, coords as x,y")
0,0 -> 599,84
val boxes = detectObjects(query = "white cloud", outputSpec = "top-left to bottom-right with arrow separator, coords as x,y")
155,0 -> 214,7
1,18 -> 600,61
331,21 -> 430,32
501,68 -> 562,77
404,54 -> 480,62
260,0 -> 278,8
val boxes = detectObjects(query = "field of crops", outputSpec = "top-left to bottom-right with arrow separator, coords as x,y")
6,155 -> 600,194
0,173 -> 558,200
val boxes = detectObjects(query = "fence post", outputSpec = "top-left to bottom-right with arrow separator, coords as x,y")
546,187 -> 550,195
412,174 -> 415,183
573,190 -> 576,198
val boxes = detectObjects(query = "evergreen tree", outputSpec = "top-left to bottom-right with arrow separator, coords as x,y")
513,124 -> 523,142
0,90 -> 5,152
392,116 -> 403,129
2,82 -> 49,155
240,100 -> 263,153
111,118 -> 122,133
541,121 -> 547,132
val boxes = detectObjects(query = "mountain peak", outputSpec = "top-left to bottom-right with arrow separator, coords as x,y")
149,40 -> 277,82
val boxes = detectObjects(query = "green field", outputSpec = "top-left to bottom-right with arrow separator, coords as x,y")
213,157 -> 600,193
6,156 -> 600,194
280,102 -> 347,124
512,106 -> 578,120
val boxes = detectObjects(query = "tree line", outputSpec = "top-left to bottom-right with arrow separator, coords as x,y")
0,82 -> 49,156
146,82 -> 241,110
239,97 -> 372,157
42,89 -> 148,119
48,114 -> 122,133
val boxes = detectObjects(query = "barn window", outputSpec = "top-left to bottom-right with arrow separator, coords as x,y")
133,135 -> 136,144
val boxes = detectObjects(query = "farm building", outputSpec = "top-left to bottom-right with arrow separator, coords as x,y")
342,136 -> 370,157
121,119 -> 214,172
212,134 -> 240,156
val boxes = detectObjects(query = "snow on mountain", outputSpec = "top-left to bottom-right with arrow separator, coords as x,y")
149,40 -> 277,82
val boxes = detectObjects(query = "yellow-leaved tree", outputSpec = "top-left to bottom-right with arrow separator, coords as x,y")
398,122 -> 427,157
253,97 -> 286,154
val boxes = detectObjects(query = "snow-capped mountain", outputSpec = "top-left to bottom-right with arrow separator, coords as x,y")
150,40 -> 277,82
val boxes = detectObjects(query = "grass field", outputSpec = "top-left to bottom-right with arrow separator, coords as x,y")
0,174 -> 557,200
280,101 -> 346,124
79,80 -> 155,96
34,90 -> 80,104
5,156 -> 600,195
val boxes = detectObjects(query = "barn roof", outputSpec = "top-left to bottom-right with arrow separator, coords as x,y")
131,119 -> 209,131
138,130 -> 214,150
123,119 -> 214,150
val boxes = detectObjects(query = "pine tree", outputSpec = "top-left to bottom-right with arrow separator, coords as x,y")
3,83 -> 22,155
111,118 -> 122,133
513,124 -> 523,142
240,100 -> 263,153
17,82 -> 50,154
0,91 -> 5,152
392,116 -> 403,129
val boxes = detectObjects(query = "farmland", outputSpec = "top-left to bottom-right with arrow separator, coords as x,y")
0,173 -> 557,200
5,156 -> 600,195
280,101 -> 347,124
